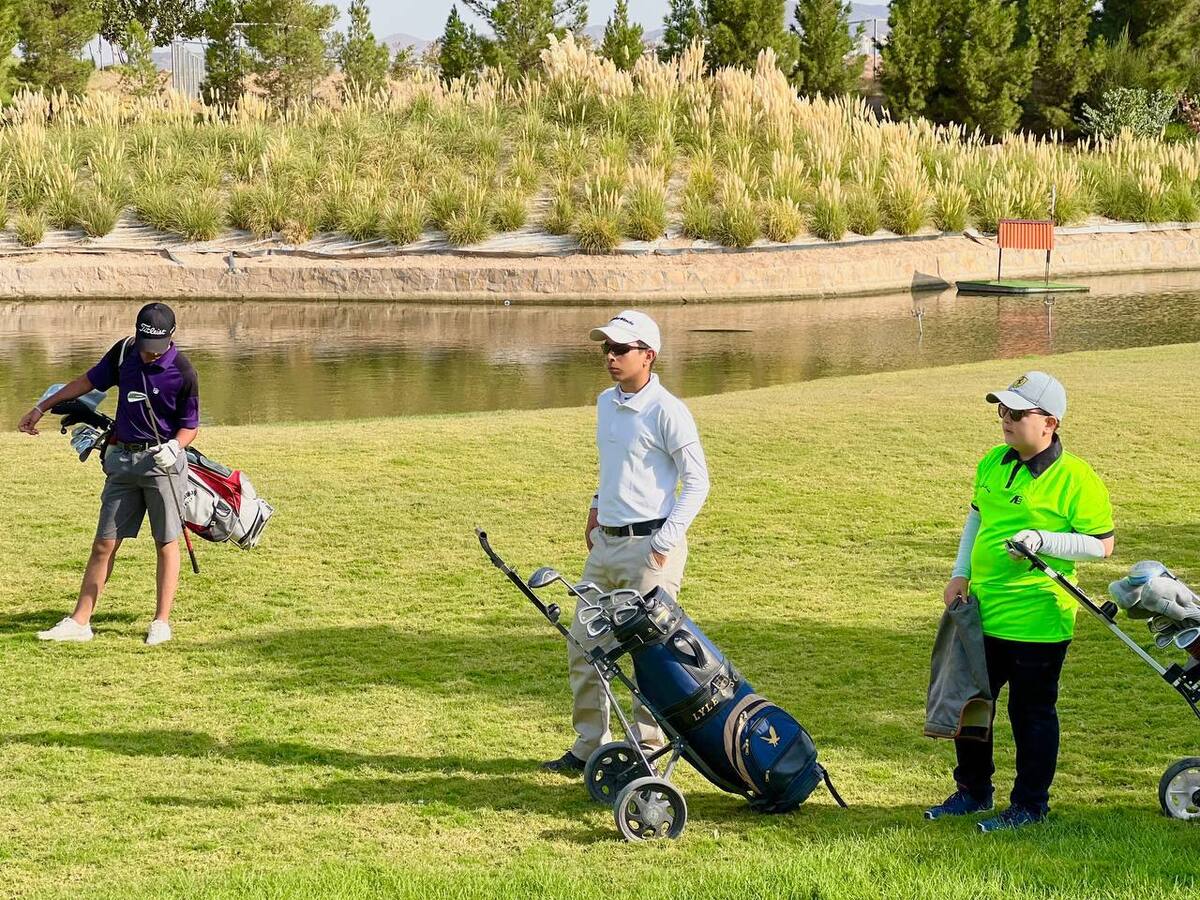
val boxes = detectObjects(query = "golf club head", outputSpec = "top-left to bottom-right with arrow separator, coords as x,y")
578,605 -> 608,627
528,567 -> 562,590
126,390 -> 149,403
570,581 -> 605,606
585,618 -> 614,639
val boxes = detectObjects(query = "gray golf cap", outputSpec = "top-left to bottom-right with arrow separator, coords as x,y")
986,370 -> 1067,420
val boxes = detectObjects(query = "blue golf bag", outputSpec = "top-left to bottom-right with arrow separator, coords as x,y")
609,586 -> 836,813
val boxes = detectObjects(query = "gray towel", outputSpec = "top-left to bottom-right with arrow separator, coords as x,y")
924,596 -> 993,741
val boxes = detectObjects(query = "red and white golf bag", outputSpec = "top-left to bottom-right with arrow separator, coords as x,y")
183,448 -> 274,549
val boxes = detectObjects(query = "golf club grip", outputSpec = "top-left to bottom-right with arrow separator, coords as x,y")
1006,539 -> 1047,569
183,530 -> 200,573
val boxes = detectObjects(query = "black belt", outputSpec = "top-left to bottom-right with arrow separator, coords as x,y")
600,518 -> 667,537
111,440 -> 152,452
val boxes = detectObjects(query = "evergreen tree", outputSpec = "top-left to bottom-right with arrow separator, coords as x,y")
956,0 -> 1034,135
438,5 -> 479,82
335,0 -> 389,97
791,0 -> 862,97
880,0 -> 940,120
419,39 -> 442,71
14,0 -> 100,95
120,19 -> 160,96
389,45 -> 415,78
703,0 -> 796,72
1,0 -> 18,104
1021,0 -> 1093,133
657,0 -> 702,63
200,0 -> 244,108
243,0 -> 337,112
600,0 -> 643,71
1094,0 -> 1161,46
1093,0 -> 1200,91
463,0 -> 587,76
98,0 -> 202,49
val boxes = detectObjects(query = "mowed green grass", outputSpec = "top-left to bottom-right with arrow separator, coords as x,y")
1,344 -> 1198,899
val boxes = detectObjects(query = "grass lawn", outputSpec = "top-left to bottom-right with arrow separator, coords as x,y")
1,343 -> 1197,899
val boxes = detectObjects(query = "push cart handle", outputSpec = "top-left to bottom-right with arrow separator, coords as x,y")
476,527 -> 569,634
1006,539 -> 1170,678
1006,539 -> 1048,570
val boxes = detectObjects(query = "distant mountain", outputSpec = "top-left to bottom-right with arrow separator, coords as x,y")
383,33 -> 430,52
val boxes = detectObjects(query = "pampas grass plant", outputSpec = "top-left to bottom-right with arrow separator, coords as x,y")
623,165 -> 667,241
809,178 -> 848,242
14,208 -> 47,247
382,190 -> 427,246
576,179 -> 623,254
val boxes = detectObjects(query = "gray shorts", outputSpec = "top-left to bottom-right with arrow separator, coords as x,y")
96,445 -> 187,543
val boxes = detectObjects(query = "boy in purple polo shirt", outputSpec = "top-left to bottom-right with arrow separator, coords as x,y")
18,303 -> 200,646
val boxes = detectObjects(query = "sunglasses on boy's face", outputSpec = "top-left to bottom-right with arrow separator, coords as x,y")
602,341 -> 648,357
997,403 -> 1051,422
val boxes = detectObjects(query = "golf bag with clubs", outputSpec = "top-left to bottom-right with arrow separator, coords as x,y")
41,384 -> 275,550
608,582 -> 835,812
478,529 -> 844,841
1009,541 -> 1200,821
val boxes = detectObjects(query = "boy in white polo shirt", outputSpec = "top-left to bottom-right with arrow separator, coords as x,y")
543,310 -> 711,774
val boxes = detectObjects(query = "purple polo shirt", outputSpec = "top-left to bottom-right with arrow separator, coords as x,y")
86,340 -> 200,443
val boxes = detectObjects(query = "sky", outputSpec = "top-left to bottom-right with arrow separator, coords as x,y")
338,1 -> 670,41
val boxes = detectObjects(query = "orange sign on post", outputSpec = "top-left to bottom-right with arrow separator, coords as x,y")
996,218 -> 1055,283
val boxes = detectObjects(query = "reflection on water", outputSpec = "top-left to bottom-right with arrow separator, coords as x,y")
2,271 -> 1199,425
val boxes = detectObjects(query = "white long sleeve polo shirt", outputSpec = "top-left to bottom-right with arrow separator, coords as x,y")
591,374 -> 709,553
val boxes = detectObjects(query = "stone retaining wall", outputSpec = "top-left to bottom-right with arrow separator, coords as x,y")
1,228 -> 1197,303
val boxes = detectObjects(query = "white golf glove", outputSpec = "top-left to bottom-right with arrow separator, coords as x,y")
152,439 -> 180,469
1007,529 -> 1044,559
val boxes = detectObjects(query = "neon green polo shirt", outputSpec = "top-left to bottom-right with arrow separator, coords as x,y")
969,436 -> 1114,642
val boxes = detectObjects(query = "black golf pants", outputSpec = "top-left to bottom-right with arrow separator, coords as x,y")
953,635 -> 1071,813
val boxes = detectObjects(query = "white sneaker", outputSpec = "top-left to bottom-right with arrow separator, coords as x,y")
145,619 -> 172,646
37,617 -> 94,642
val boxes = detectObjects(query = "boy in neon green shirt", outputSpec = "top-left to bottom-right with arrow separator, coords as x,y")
926,371 -> 1115,832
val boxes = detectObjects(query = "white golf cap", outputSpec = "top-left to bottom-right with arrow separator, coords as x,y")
589,310 -> 662,352
986,371 -> 1067,420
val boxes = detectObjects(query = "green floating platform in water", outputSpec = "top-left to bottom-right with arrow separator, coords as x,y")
956,279 -> 1089,295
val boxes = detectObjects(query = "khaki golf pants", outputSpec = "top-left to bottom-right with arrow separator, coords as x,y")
568,526 -> 687,760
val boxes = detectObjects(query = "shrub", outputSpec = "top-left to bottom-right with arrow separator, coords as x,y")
1080,88 -> 1178,139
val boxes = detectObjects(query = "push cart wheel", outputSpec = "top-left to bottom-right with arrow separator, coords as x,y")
1159,757 -> 1200,820
585,741 -> 651,805
613,776 -> 687,841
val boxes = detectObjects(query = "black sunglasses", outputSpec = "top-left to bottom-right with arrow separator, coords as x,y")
602,341 -> 648,357
998,403 -> 1051,422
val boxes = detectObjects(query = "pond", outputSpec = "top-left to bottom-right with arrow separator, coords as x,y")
2,271 -> 1199,426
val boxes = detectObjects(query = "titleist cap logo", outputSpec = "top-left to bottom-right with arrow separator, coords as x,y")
134,302 -> 176,348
